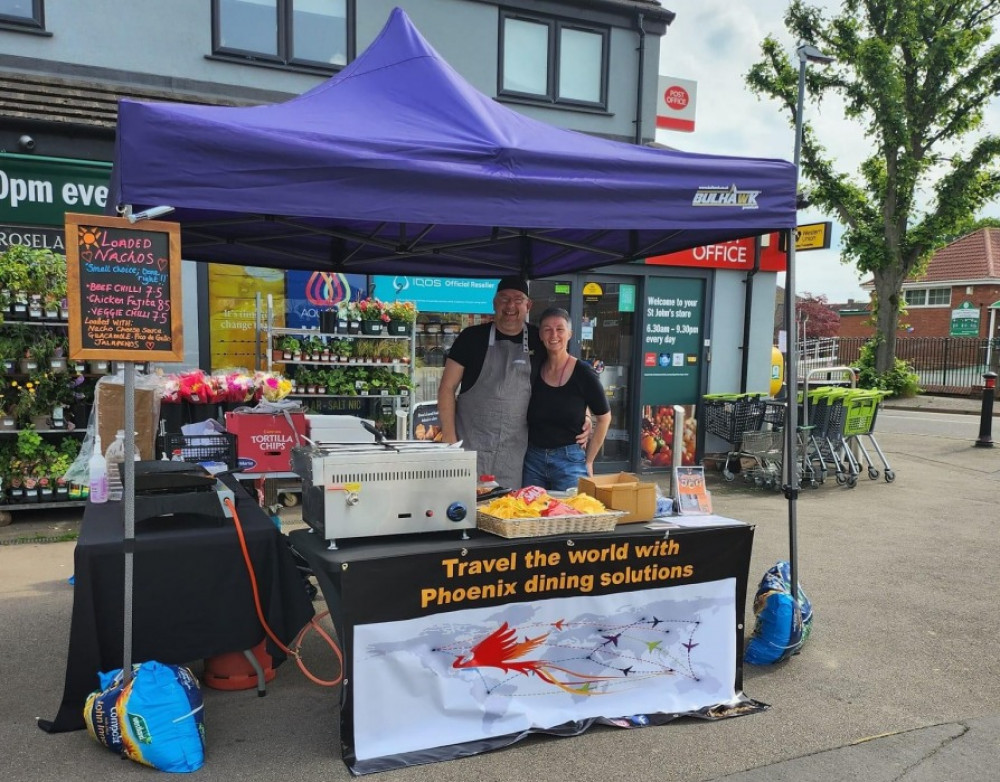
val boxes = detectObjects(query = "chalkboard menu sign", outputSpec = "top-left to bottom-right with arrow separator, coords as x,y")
65,213 -> 183,362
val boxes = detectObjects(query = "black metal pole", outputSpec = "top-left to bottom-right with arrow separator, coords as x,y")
975,371 -> 996,447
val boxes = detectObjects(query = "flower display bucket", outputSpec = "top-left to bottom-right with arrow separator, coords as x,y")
387,320 -> 409,336
361,320 -> 384,335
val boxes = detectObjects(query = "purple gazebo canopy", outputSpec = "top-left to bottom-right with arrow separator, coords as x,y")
110,7 -> 796,277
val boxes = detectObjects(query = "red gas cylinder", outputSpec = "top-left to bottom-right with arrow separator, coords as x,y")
203,640 -> 276,691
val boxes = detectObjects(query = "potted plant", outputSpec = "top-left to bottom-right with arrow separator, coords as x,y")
338,299 -> 362,334
331,339 -> 352,362
19,347 -> 40,375
296,368 -> 318,395
0,331 -> 19,375
358,298 -> 388,335
0,246 -> 41,321
304,335 -> 325,361
48,335 -> 69,373
385,300 -> 417,336
384,339 -> 410,364
352,339 -> 375,363
15,427 -> 44,502
277,335 -> 302,360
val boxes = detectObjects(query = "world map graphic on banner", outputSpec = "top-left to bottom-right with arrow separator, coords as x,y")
352,580 -> 737,761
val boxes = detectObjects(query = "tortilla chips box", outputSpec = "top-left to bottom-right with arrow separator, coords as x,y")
578,472 -> 656,524
224,412 -> 307,471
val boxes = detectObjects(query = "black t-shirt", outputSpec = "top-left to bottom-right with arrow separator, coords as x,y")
527,361 -> 610,448
446,322 -> 543,393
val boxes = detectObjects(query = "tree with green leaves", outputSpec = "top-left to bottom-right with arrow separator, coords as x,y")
748,0 -> 1000,373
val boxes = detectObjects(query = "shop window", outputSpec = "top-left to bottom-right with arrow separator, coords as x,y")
0,0 -> 44,30
499,11 -> 607,109
904,287 -> 950,307
212,0 -> 352,71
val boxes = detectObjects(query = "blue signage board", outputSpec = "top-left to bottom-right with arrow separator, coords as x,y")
371,275 -> 498,314
285,270 -> 366,329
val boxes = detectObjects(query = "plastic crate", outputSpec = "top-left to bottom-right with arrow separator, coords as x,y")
163,432 -> 238,470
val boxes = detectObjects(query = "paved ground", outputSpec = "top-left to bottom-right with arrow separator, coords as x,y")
2,393 -> 999,781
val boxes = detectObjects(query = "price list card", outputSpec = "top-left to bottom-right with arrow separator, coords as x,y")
65,213 -> 184,362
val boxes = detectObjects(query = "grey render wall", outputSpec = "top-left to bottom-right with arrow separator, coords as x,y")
0,0 -> 662,142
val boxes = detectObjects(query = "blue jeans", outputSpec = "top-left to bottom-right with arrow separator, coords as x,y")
522,443 -> 588,491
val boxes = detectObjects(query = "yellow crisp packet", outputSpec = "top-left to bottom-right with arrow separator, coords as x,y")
563,493 -> 607,514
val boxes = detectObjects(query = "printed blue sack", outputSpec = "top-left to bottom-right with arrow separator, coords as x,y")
744,560 -> 814,666
84,661 -> 205,773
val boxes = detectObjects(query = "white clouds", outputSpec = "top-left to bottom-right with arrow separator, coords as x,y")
654,0 -> 1000,303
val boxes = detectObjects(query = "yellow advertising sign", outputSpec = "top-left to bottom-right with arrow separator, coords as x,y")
794,221 -> 832,251
208,264 -> 285,370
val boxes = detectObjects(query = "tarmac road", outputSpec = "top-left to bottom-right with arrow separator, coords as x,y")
2,396 -> 999,781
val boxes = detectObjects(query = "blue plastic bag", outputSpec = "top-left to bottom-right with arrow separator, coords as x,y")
744,560 -> 813,665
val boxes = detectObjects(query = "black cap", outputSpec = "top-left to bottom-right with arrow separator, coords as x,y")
496,276 -> 530,296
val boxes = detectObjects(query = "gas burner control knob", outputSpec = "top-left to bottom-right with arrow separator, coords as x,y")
446,502 -> 467,522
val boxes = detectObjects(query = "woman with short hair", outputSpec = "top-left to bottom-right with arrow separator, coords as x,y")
522,307 -> 611,491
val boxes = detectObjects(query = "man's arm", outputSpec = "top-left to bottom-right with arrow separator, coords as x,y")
437,358 -> 465,443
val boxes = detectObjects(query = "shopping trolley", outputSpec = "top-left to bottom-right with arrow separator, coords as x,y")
747,398 -> 821,490
737,429 -> 784,489
841,390 -> 895,483
702,393 -> 768,481
806,388 -> 895,488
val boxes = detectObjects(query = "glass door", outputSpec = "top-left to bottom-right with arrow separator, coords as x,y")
577,276 -> 637,472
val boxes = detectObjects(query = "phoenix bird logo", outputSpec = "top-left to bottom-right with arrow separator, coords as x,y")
453,622 -> 616,695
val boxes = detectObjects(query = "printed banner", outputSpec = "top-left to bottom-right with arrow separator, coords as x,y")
331,526 -> 757,774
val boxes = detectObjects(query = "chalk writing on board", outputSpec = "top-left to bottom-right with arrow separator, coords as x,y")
66,214 -> 183,362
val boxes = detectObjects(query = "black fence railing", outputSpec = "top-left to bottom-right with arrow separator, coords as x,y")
832,337 -> 998,393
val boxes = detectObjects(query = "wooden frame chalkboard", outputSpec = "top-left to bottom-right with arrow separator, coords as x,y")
65,213 -> 184,362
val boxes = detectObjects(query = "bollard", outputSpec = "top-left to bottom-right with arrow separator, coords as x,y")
975,371 -> 997,447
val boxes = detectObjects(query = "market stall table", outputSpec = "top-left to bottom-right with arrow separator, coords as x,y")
290,521 -> 761,775
39,476 -> 315,733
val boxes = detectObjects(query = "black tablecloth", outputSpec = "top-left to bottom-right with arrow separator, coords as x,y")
289,523 -> 756,775
40,476 -> 315,733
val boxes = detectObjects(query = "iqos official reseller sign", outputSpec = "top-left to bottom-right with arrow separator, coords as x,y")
0,153 -> 111,249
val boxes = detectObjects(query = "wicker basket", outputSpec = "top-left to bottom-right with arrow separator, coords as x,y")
477,509 -> 625,538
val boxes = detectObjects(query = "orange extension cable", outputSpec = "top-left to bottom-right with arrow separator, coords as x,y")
225,497 -> 343,687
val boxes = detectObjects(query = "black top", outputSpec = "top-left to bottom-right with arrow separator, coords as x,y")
527,360 -> 610,448
445,322 -> 543,392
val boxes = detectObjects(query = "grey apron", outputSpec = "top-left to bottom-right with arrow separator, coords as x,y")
454,325 -> 532,489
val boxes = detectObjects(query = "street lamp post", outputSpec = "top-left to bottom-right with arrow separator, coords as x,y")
785,42 -> 834,639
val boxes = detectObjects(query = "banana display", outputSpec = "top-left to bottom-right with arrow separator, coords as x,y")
480,487 -> 607,519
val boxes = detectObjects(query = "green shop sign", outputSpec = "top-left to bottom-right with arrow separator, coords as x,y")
0,153 -> 112,226
640,276 -> 705,405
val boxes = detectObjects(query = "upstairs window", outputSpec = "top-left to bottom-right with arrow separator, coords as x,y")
0,0 -> 44,30
500,11 -> 607,109
213,0 -> 351,71
904,287 -> 951,307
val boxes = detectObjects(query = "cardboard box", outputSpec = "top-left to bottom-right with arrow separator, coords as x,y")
225,412 -> 308,472
95,382 -> 158,463
578,472 -> 656,524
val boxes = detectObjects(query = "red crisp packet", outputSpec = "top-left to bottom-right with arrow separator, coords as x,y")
510,486 -> 547,504
540,500 -> 583,517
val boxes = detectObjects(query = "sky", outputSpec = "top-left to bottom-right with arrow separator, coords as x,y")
656,1 -> 1000,304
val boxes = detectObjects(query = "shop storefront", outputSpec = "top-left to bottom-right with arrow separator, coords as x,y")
200,258 -> 783,477
1,154 -> 786,479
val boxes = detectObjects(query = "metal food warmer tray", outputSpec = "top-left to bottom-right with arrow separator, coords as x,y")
292,441 -> 478,548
